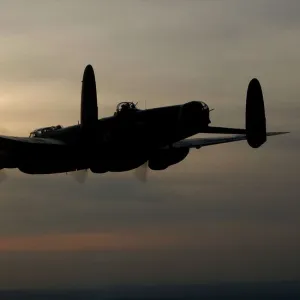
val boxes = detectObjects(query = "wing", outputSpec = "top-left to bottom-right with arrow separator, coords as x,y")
0,135 -> 66,149
171,132 -> 288,149
200,126 -> 247,135
199,126 -> 289,135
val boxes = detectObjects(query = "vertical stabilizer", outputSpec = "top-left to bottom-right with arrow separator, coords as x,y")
81,64 -> 98,129
246,78 -> 267,148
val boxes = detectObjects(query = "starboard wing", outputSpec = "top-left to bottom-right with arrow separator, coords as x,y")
0,135 -> 66,150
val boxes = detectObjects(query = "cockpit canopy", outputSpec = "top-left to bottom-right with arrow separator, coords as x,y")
114,102 -> 140,116
29,125 -> 63,138
199,101 -> 209,112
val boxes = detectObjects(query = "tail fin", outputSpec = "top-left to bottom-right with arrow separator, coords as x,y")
81,64 -> 98,130
246,78 -> 267,148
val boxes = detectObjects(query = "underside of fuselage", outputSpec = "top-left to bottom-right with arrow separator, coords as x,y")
15,145 -> 192,175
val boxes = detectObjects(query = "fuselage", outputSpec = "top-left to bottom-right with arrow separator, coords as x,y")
14,101 -> 210,174
45,101 -> 209,146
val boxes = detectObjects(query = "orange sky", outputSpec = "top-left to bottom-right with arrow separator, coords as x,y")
0,232 -> 182,252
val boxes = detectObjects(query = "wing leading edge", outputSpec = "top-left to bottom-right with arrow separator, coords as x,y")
170,132 -> 289,149
0,135 -> 66,149
0,131 -> 286,150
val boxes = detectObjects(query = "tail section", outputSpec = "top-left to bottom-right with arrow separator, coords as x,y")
81,64 -> 98,130
195,78 -> 288,144
246,78 -> 267,148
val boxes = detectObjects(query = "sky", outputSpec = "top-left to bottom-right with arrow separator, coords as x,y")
0,0 -> 299,289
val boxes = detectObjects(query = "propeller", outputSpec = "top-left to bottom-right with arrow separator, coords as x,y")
0,169 -> 8,184
0,127 -> 10,184
0,127 -> 12,135
134,161 -> 149,183
69,168 -> 88,184
69,162 -> 151,184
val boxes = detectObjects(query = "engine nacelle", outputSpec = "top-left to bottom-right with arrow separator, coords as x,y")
148,148 -> 189,170
90,156 -> 146,173
18,161 -> 77,174
0,152 -> 17,169
90,165 -> 108,174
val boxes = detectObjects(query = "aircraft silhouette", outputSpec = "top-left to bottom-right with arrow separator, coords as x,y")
0,65 -> 288,182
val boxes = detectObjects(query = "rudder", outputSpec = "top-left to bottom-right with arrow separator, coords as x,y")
81,64 -> 98,130
246,78 -> 267,148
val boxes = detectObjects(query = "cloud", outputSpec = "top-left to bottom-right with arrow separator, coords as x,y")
0,0 -> 298,288
0,232 -> 182,252
0,222 -> 299,289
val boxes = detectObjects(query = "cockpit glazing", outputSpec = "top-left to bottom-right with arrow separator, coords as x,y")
29,125 -> 63,138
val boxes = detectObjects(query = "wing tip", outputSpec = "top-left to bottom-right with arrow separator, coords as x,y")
267,131 -> 290,136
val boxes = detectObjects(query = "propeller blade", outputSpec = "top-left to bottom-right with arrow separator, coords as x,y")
0,127 -> 12,135
70,169 -> 88,184
134,161 -> 148,183
0,169 -> 8,183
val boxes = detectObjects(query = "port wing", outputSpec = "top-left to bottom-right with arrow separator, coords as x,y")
171,132 -> 288,149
